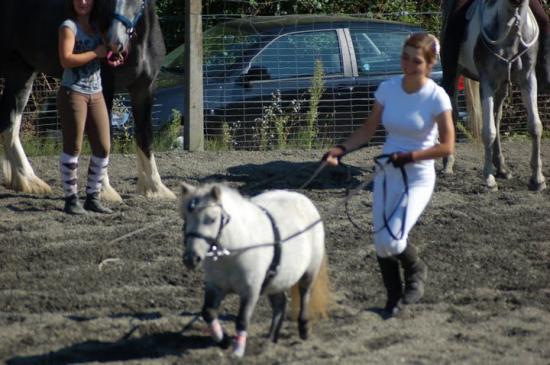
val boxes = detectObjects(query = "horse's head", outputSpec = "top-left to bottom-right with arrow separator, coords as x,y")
104,0 -> 146,66
179,182 -> 230,270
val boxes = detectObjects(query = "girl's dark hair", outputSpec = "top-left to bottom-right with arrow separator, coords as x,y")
64,0 -> 114,33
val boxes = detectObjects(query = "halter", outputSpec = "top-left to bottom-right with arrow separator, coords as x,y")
183,198 -> 232,260
479,1 -> 539,83
113,0 -> 146,37
184,197 -> 289,294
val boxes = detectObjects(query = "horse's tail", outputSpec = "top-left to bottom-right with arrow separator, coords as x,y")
290,254 -> 331,321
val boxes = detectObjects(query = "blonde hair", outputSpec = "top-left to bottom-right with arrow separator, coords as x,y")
403,33 -> 440,66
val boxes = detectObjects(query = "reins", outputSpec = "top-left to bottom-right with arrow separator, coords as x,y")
372,155 -> 409,240
183,153 -> 410,259
107,154 -> 408,260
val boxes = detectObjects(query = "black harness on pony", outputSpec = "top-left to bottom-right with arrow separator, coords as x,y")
183,199 -> 283,294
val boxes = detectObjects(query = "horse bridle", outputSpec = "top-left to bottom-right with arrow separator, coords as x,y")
479,1 -> 539,82
113,0 -> 146,37
183,198 -> 232,260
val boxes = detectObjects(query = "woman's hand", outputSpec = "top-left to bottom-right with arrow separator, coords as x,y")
389,152 -> 414,167
323,145 -> 347,166
94,45 -> 108,59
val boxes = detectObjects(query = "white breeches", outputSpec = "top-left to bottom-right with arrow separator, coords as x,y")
372,163 -> 435,258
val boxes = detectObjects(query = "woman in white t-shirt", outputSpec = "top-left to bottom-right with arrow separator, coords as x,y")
324,33 -> 455,317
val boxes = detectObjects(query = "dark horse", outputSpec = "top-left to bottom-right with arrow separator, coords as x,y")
0,0 -> 175,201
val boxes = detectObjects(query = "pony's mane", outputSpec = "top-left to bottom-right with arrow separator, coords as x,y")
196,183 -> 250,209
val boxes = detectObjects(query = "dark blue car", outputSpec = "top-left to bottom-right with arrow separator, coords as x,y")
161,15 -> 445,148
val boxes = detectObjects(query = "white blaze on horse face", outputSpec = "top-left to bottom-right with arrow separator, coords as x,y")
107,0 -> 141,53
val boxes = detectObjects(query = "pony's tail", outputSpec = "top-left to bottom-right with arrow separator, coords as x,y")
290,255 -> 331,321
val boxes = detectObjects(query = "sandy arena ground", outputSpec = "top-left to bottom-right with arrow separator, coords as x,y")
1,141 -> 549,364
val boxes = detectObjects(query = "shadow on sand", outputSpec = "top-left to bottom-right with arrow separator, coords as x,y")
197,160 -> 372,193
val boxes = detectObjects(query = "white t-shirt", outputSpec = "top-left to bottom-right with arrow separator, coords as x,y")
375,75 -> 452,167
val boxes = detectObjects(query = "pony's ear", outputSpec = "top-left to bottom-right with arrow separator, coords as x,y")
180,182 -> 195,196
211,185 -> 221,201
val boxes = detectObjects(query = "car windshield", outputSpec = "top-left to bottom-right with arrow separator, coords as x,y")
203,24 -> 263,78
351,28 -> 413,75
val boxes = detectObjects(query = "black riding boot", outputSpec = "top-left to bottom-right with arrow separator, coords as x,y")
84,192 -> 113,214
537,31 -> 550,93
396,243 -> 427,305
64,194 -> 87,215
377,255 -> 403,317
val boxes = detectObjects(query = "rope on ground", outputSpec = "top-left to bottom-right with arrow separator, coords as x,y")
105,216 -> 176,246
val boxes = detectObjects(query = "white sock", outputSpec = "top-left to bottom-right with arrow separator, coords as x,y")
86,155 -> 109,195
60,153 -> 79,197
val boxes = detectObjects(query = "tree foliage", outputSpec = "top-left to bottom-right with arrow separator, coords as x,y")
156,0 -> 444,52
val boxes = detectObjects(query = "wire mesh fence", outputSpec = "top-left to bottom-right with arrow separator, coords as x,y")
1,11 -> 549,153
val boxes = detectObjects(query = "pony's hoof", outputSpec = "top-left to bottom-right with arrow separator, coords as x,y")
218,334 -> 232,349
298,319 -> 309,340
232,334 -> 246,357
528,179 -> 546,192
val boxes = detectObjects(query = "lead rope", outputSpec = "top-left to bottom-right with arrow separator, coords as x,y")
372,155 -> 409,241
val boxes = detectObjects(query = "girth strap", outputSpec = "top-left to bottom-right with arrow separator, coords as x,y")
259,206 -> 282,294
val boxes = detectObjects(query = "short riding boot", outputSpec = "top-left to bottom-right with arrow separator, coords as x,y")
537,32 -> 550,93
84,193 -> 113,214
64,194 -> 87,215
377,255 -> 403,317
396,244 -> 427,305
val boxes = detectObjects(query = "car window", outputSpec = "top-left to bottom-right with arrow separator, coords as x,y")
250,30 -> 342,80
350,28 -> 411,75
203,25 -> 262,78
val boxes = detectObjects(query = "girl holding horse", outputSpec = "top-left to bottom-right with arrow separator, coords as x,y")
324,33 -> 455,317
57,0 -> 121,214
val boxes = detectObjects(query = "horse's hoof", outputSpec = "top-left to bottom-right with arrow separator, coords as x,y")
496,171 -> 512,180
3,170 -> 52,195
441,167 -> 454,175
484,175 -> 498,192
100,187 -> 123,203
528,179 -> 547,192
138,182 -> 177,200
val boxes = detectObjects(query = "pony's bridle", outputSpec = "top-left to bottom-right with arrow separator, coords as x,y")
113,0 -> 146,37
184,198 -> 232,260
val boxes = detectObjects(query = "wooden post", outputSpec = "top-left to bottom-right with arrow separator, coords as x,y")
464,77 -> 482,141
184,0 -> 204,151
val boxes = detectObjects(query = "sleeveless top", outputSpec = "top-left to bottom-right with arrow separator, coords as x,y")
60,19 -> 102,94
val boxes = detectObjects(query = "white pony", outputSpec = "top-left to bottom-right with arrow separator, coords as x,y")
179,182 -> 330,357
455,0 -> 545,190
